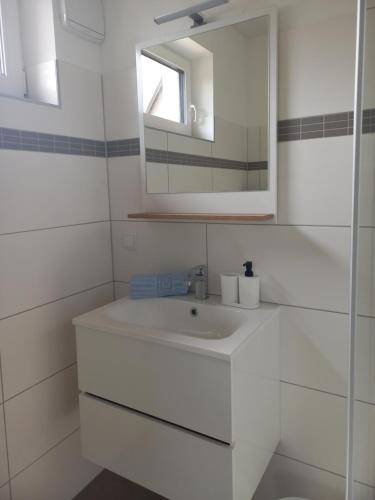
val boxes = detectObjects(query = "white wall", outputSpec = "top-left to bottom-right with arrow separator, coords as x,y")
102,0 -> 375,498
0,3 -> 113,500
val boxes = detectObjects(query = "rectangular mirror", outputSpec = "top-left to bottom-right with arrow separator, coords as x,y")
136,8 -> 277,215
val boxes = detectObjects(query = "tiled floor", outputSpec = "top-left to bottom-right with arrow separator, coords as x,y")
74,470 -> 166,500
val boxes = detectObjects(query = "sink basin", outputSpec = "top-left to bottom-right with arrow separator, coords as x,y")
100,296 -> 247,339
74,294 -> 278,359
74,295 -> 280,500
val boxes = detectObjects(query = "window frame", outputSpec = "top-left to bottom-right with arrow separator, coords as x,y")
140,45 -> 192,136
141,50 -> 186,124
0,0 -> 7,76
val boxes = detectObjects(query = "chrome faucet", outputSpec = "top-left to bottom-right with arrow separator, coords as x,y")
188,265 -> 208,300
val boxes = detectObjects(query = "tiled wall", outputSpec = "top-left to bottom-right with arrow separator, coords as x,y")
0,4 -> 113,498
144,126 -> 267,193
102,0 -> 375,499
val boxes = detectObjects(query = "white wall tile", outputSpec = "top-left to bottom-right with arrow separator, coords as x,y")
358,228 -> 375,317
169,165 -> 212,193
52,0 -> 102,74
247,171 -> 260,191
354,483 -> 375,500
0,151 -> 109,234
281,308 -> 375,404
260,126 -> 268,162
364,8 -> 375,108
356,316 -> 375,405
254,453 -> 374,500
0,483 -> 10,500
278,136 -> 353,226
0,363 -> 2,405
0,62 -> 104,139
359,134 -> 375,227
280,307 -> 375,404
112,221 -> 206,282
0,408 -> 8,487
114,282 -> 129,299
212,168 -> 247,192
279,383 -> 347,476
11,430 -> 100,500
0,284 -> 113,401
144,128 -> 167,150
108,157 -> 142,220
280,307 -> 348,396
102,68 -> 139,140
253,453 -> 346,500
354,401 -> 375,487
207,224 -> 350,312
247,127 -> 260,163
212,118 -> 247,162
259,170 -> 268,191
168,133 -> 211,157
278,12 -> 355,119
146,163 -> 168,193
5,365 -> 79,476
0,222 -> 112,319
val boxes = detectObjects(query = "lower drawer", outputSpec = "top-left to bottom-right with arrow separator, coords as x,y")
80,393 -> 233,500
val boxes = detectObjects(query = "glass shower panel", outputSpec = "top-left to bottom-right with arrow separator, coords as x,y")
353,2 -> 375,499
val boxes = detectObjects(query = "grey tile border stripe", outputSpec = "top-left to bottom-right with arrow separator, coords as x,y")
1,108 -> 373,158
0,127 -> 106,157
107,138 -> 140,157
278,107 -> 375,142
146,148 -> 259,171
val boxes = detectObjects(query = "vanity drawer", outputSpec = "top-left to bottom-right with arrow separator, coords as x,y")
80,393 -> 233,500
76,327 -> 232,443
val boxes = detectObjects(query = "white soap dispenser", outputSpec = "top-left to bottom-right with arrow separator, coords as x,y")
239,261 -> 260,309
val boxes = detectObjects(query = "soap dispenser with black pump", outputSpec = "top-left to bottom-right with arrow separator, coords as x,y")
239,261 -> 260,308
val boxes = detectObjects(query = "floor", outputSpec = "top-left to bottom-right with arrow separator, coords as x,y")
74,470 -> 166,500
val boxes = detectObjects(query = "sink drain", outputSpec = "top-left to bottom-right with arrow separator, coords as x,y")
190,307 -> 198,317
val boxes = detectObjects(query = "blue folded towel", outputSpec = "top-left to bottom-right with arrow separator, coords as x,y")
129,272 -> 190,299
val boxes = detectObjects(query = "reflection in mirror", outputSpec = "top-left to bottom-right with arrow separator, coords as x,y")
139,15 -> 269,194
0,0 -> 59,106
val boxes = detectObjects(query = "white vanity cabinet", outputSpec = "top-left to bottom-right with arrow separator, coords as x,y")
75,298 -> 280,500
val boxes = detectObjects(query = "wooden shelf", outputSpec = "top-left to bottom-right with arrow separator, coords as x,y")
128,212 -> 274,221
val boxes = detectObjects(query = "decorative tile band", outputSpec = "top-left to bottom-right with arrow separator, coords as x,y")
1,109 -> 373,158
147,148 -> 247,170
146,148 -> 268,171
107,138 -> 140,157
248,161 -> 268,171
0,127 -> 106,157
278,108 -> 375,142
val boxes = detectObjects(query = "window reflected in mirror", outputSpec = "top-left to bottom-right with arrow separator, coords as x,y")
141,52 -> 185,125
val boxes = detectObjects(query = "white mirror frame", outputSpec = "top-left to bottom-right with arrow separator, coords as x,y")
136,6 -> 278,216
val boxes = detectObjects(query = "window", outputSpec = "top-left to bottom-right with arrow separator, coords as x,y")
141,52 -> 185,125
0,0 -> 6,76
140,47 -> 192,135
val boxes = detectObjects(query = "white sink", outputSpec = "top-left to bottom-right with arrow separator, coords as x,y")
74,295 -> 278,359
100,295 -> 248,339
74,295 -> 280,500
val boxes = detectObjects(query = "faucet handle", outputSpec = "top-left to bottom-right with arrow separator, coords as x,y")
191,264 -> 207,277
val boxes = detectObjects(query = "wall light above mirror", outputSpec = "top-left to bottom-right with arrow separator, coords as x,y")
135,7 -> 277,217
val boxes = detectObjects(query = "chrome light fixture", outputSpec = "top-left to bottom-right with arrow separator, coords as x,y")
154,0 -> 229,28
